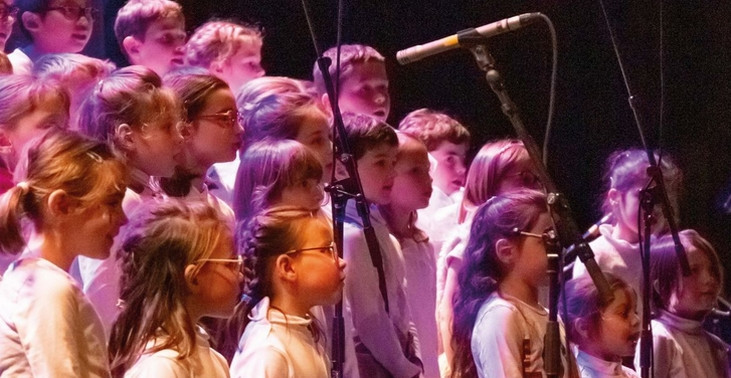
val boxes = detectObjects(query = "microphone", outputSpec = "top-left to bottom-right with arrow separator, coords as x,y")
396,13 -> 542,65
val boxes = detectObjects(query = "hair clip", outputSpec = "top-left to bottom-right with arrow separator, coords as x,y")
240,293 -> 253,304
116,298 -> 126,309
86,151 -> 103,163
16,181 -> 30,191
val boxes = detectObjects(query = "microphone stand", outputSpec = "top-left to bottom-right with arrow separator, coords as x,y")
639,184 -> 657,378
464,37 -> 614,377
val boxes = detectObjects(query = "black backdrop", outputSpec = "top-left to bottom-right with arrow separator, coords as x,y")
96,1 -> 730,296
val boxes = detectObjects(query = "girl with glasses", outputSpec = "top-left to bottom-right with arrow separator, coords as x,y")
108,200 -> 242,377
222,206 -> 345,377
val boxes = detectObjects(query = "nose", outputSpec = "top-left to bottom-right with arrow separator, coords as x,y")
338,257 -> 346,270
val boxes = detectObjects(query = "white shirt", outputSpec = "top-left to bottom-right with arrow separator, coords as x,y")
416,186 -> 463,252
576,350 -> 638,378
471,292 -> 572,378
208,152 -> 240,207
125,327 -> 229,377
343,203 -> 422,378
6,48 -> 32,75
0,257 -> 110,377
635,310 -> 730,378
231,297 -> 330,378
400,237 -> 439,378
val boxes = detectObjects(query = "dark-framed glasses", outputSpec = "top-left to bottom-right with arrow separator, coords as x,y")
0,2 -> 18,20
284,243 -> 338,261
45,5 -> 99,21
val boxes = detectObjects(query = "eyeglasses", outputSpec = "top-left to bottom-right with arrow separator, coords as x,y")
0,3 -> 18,20
284,243 -> 338,261
197,109 -> 240,129
45,5 -> 99,21
195,255 -> 243,271
506,170 -> 541,188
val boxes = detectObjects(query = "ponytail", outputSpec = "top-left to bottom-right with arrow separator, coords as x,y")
0,183 -> 32,255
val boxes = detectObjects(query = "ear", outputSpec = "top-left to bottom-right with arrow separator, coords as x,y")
122,36 -> 141,61
209,59 -> 225,74
274,254 -> 297,283
574,317 -> 592,341
47,189 -> 75,216
319,93 -> 333,117
114,123 -> 136,152
494,238 -> 516,265
608,188 -> 621,207
184,264 -> 201,293
21,12 -> 42,34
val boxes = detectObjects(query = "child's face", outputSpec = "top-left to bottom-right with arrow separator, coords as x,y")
294,109 -> 333,179
390,138 -> 432,211
131,15 -> 185,76
337,60 -> 390,121
29,0 -> 93,54
669,247 -> 721,319
429,141 -> 468,196
187,88 -> 243,169
0,0 -> 16,51
68,189 -> 127,261
593,288 -> 641,359
277,178 -> 324,211
131,113 -> 184,177
0,93 -> 68,170
512,212 -> 552,286
216,39 -> 264,94
290,220 -> 346,306
192,231 -> 243,319
357,142 -> 398,205
496,156 -> 541,196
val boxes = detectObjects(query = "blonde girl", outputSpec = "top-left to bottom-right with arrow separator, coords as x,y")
108,200 -> 242,377
225,207 -> 345,377
0,130 -> 127,376
563,273 -> 641,378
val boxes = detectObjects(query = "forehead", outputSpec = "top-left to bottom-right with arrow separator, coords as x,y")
296,110 -> 329,135
298,217 -> 332,245
433,141 -> 468,155
607,287 -> 634,309
361,142 -> 397,160
397,139 -> 428,162
345,60 -> 388,83
145,15 -> 184,35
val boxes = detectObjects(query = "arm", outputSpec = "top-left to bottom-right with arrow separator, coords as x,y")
344,227 -> 421,378
437,260 -> 462,369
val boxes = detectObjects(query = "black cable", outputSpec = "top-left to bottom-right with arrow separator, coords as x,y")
538,14 -> 558,166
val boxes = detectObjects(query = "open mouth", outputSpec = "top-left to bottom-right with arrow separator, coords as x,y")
171,58 -> 184,66
373,110 -> 386,118
71,33 -> 88,41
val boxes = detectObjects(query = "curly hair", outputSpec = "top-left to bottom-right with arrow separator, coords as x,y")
398,108 -> 471,151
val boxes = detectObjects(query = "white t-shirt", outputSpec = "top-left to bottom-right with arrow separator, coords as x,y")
0,257 -> 110,377
6,48 -> 32,75
208,152 -> 240,207
576,350 -> 638,378
125,327 -> 229,377
635,310 -> 730,378
471,292 -> 572,378
231,297 -> 330,378
416,186 -> 463,253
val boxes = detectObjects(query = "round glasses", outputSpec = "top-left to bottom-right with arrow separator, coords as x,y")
45,5 -> 99,21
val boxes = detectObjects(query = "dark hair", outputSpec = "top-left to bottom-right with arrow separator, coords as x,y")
341,112 -> 398,160
160,69 -> 231,197
108,200 -> 230,377
650,229 -> 722,312
15,0 -> 53,41
451,189 -> 547,378
562,272 -> 634,346
216,206 -> 329,361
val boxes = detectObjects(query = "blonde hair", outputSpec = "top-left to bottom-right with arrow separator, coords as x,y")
185,20 -> 262,69
0,52 -> 12,75
0,130 -> 128,255
0,75 -> 70,131
312,44 -> 385,95
108,199 -> 231,377
78,65 -> 182,157
398,108 -> 471,151
33,53 -> 116,83
114,0 -> 183,58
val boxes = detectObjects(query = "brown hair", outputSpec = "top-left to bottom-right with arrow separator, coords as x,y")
398,108 -> 471,151
312,44 -> 385,95
185,20 -> 262,69
341,112 -> 398,161
114,0 -> 183,59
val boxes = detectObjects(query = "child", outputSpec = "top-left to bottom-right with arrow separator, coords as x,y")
451,189 -> 574,377
161,68 -> 242,221
108,200 -> 240,377
436,139 -> 540,372
228,206 -> 345,377
378,132 -> 440,378
114,0 -> 185,76
339,112 -> 422,378
564,273 -> 641,378
9,0 -> 96,74
185,20 -> 264,94
210,76 -> 331,205
312,44 -> 390,121
572,148 -> 682,317
32,53 -> 115,130
642,229 -> 730,377
77,65 -> 184,334
233,139 -> 324,222
0,130 -> 127,376
0,1 -> 17,53
399,108 -> 470,207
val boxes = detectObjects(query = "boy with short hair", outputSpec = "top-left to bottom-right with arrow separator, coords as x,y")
312,44 -> 390,122
114,0 -> 185,76
9,0 -> 96,74
341,112 -> 423,378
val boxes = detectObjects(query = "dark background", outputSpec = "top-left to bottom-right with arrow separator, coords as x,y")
15,1 -> 731,304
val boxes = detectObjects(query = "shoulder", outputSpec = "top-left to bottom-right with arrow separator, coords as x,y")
6,259 -> 80,303
474,295 -> 523,331
231,344 -> 289,378
125,350 -> 189,378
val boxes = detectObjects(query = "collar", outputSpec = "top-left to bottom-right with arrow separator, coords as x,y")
658,309 -> 704,334
576,350 -> 625,376
249,297 -> 313,327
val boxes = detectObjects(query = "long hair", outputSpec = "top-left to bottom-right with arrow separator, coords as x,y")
458,139 -> 528,223
0,130 -> 127,255
108,200 -> 230,377
216,206 -> 330,361
232,139 -> 322,222
451,189 -> 547,378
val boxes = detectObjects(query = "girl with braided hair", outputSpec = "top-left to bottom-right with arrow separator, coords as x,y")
108,200 -> 242,377
226,206 -> 345,377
